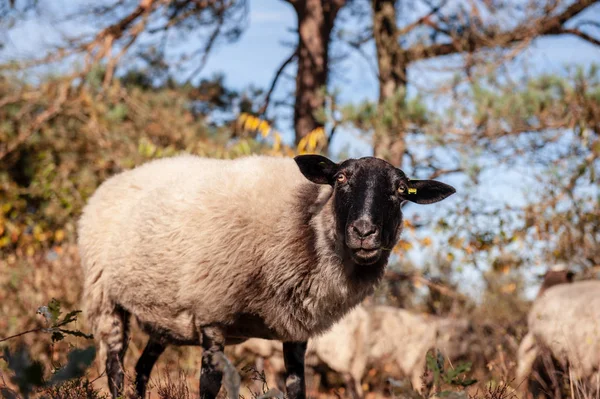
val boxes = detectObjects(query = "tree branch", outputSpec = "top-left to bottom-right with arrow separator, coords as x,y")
559,27 -> 600,46
403,0 -> 598,63
398,0 -> 447,36
258,47 -> 298,115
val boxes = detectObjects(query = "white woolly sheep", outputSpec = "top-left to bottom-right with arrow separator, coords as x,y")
368,305 -> 473,393
516,274 -> 600,398
235,305 -> 472,397
77,154 -> 455,399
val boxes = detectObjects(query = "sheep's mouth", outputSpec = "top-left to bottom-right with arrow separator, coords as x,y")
351,247 -> 381,265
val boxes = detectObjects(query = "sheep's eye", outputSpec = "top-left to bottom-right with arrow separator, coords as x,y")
397,185 -> 406,194
336,173 -> 347,184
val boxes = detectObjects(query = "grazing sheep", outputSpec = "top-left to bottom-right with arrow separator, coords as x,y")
234,305 -> 370,399
368,306 -> 473,393
78,154 -> 455,399
516,269 -> 600,398
235,305 -> 473,397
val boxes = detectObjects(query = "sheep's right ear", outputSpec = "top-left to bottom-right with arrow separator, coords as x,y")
294,155 -> 339,185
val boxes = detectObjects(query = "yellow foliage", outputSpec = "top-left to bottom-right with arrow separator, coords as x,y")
393,240 -> 413,253
54,229 -> 65,242
238,113 -> 273,139
237,113 -> 328,155
500,283 -> 517,294
297,127 -> 326,154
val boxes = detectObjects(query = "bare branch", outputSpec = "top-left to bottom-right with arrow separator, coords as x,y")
398,0 -> 447,36
0,82 -> 69,161
258,47 -> 298,115
559,27 -> 600,46
184,17 -> 224,83
403,0 -> 598,63
427,168 -> 464,180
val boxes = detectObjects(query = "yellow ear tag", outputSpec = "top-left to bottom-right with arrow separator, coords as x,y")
408,188 -> 417,194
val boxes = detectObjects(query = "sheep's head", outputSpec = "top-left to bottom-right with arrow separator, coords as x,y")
295,155 -> 456,266
536,265 -> 575,297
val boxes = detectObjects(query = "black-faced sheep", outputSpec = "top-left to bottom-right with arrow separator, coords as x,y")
516,267 -> 600,398
77,154 -> 455,399
234,305 -> 370,398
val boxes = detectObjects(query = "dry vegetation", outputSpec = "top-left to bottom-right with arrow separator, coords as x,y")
1,0 -> 599,398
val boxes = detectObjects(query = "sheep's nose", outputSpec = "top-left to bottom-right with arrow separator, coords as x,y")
351,219 -> 378,239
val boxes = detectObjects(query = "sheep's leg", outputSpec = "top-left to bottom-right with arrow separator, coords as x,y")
135,336 -> 166,398
199,325 -> 226,399
283,341 -> 307,399
342,373 -> 363,399
104,306 -> 130,398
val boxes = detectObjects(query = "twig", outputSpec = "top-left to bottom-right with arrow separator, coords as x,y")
0,326 -> 45,343
0,82 -> 69,161
184,11 -> 225,83
258,47 -> 298,116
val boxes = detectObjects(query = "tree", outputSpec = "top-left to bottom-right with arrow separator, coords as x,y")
365,0 -> 599,165
282,0 -> 346,144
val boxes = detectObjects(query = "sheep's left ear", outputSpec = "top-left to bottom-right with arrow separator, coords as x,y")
402,179 -> 456,204
294,155 -> 339,185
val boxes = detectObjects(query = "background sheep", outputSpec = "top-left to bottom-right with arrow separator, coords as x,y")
368,305 -> 473,394
516,272 -> 600,398
234,305 -> 370,399
235,304 -> 473,397
77,154 -> 455,399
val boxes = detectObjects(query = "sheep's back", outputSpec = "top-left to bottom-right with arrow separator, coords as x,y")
368,306 -> 437,374
78,155 -> 312,339
311,305 -> 370,374
528,280 -> 600,378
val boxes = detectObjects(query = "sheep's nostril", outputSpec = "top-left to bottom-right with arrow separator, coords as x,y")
351,219 -> 378,239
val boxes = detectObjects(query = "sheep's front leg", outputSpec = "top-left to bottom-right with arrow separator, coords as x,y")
200,325 -> 226,399
135,336 -> 166,398
283,341 -> 307,399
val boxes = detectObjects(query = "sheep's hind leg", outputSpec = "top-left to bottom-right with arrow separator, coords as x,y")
103,306 -> 130,398
283,341 -> 308,399
135,336 -> 166,398
343,373 -> 363,399
199,325 -> 226,399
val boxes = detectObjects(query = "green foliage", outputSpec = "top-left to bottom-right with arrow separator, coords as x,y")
341,87 -> 431,134
425,350 -> 478,397
36,298 -> 93,341
469,65 -> 600,137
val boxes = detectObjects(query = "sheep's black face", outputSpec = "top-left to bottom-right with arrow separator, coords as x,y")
295,155 -> 456,266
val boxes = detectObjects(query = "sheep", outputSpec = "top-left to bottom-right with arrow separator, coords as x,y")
368,306 -> 473,394
535,264 -> 574,298
234,305 -> 370,399
516,268 -> 600,398
235,305 -> 473,397
516,265 -> 575,398
77,154 -> 455,399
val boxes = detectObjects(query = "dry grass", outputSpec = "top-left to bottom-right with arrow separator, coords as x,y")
2,245 -> 597,399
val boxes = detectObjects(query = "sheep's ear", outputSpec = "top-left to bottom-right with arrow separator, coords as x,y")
401,179 -> 456,204
294,155 -> 338,185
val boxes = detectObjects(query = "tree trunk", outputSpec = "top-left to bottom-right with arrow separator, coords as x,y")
290,0 -> 345,144
372,0 -> 407,167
